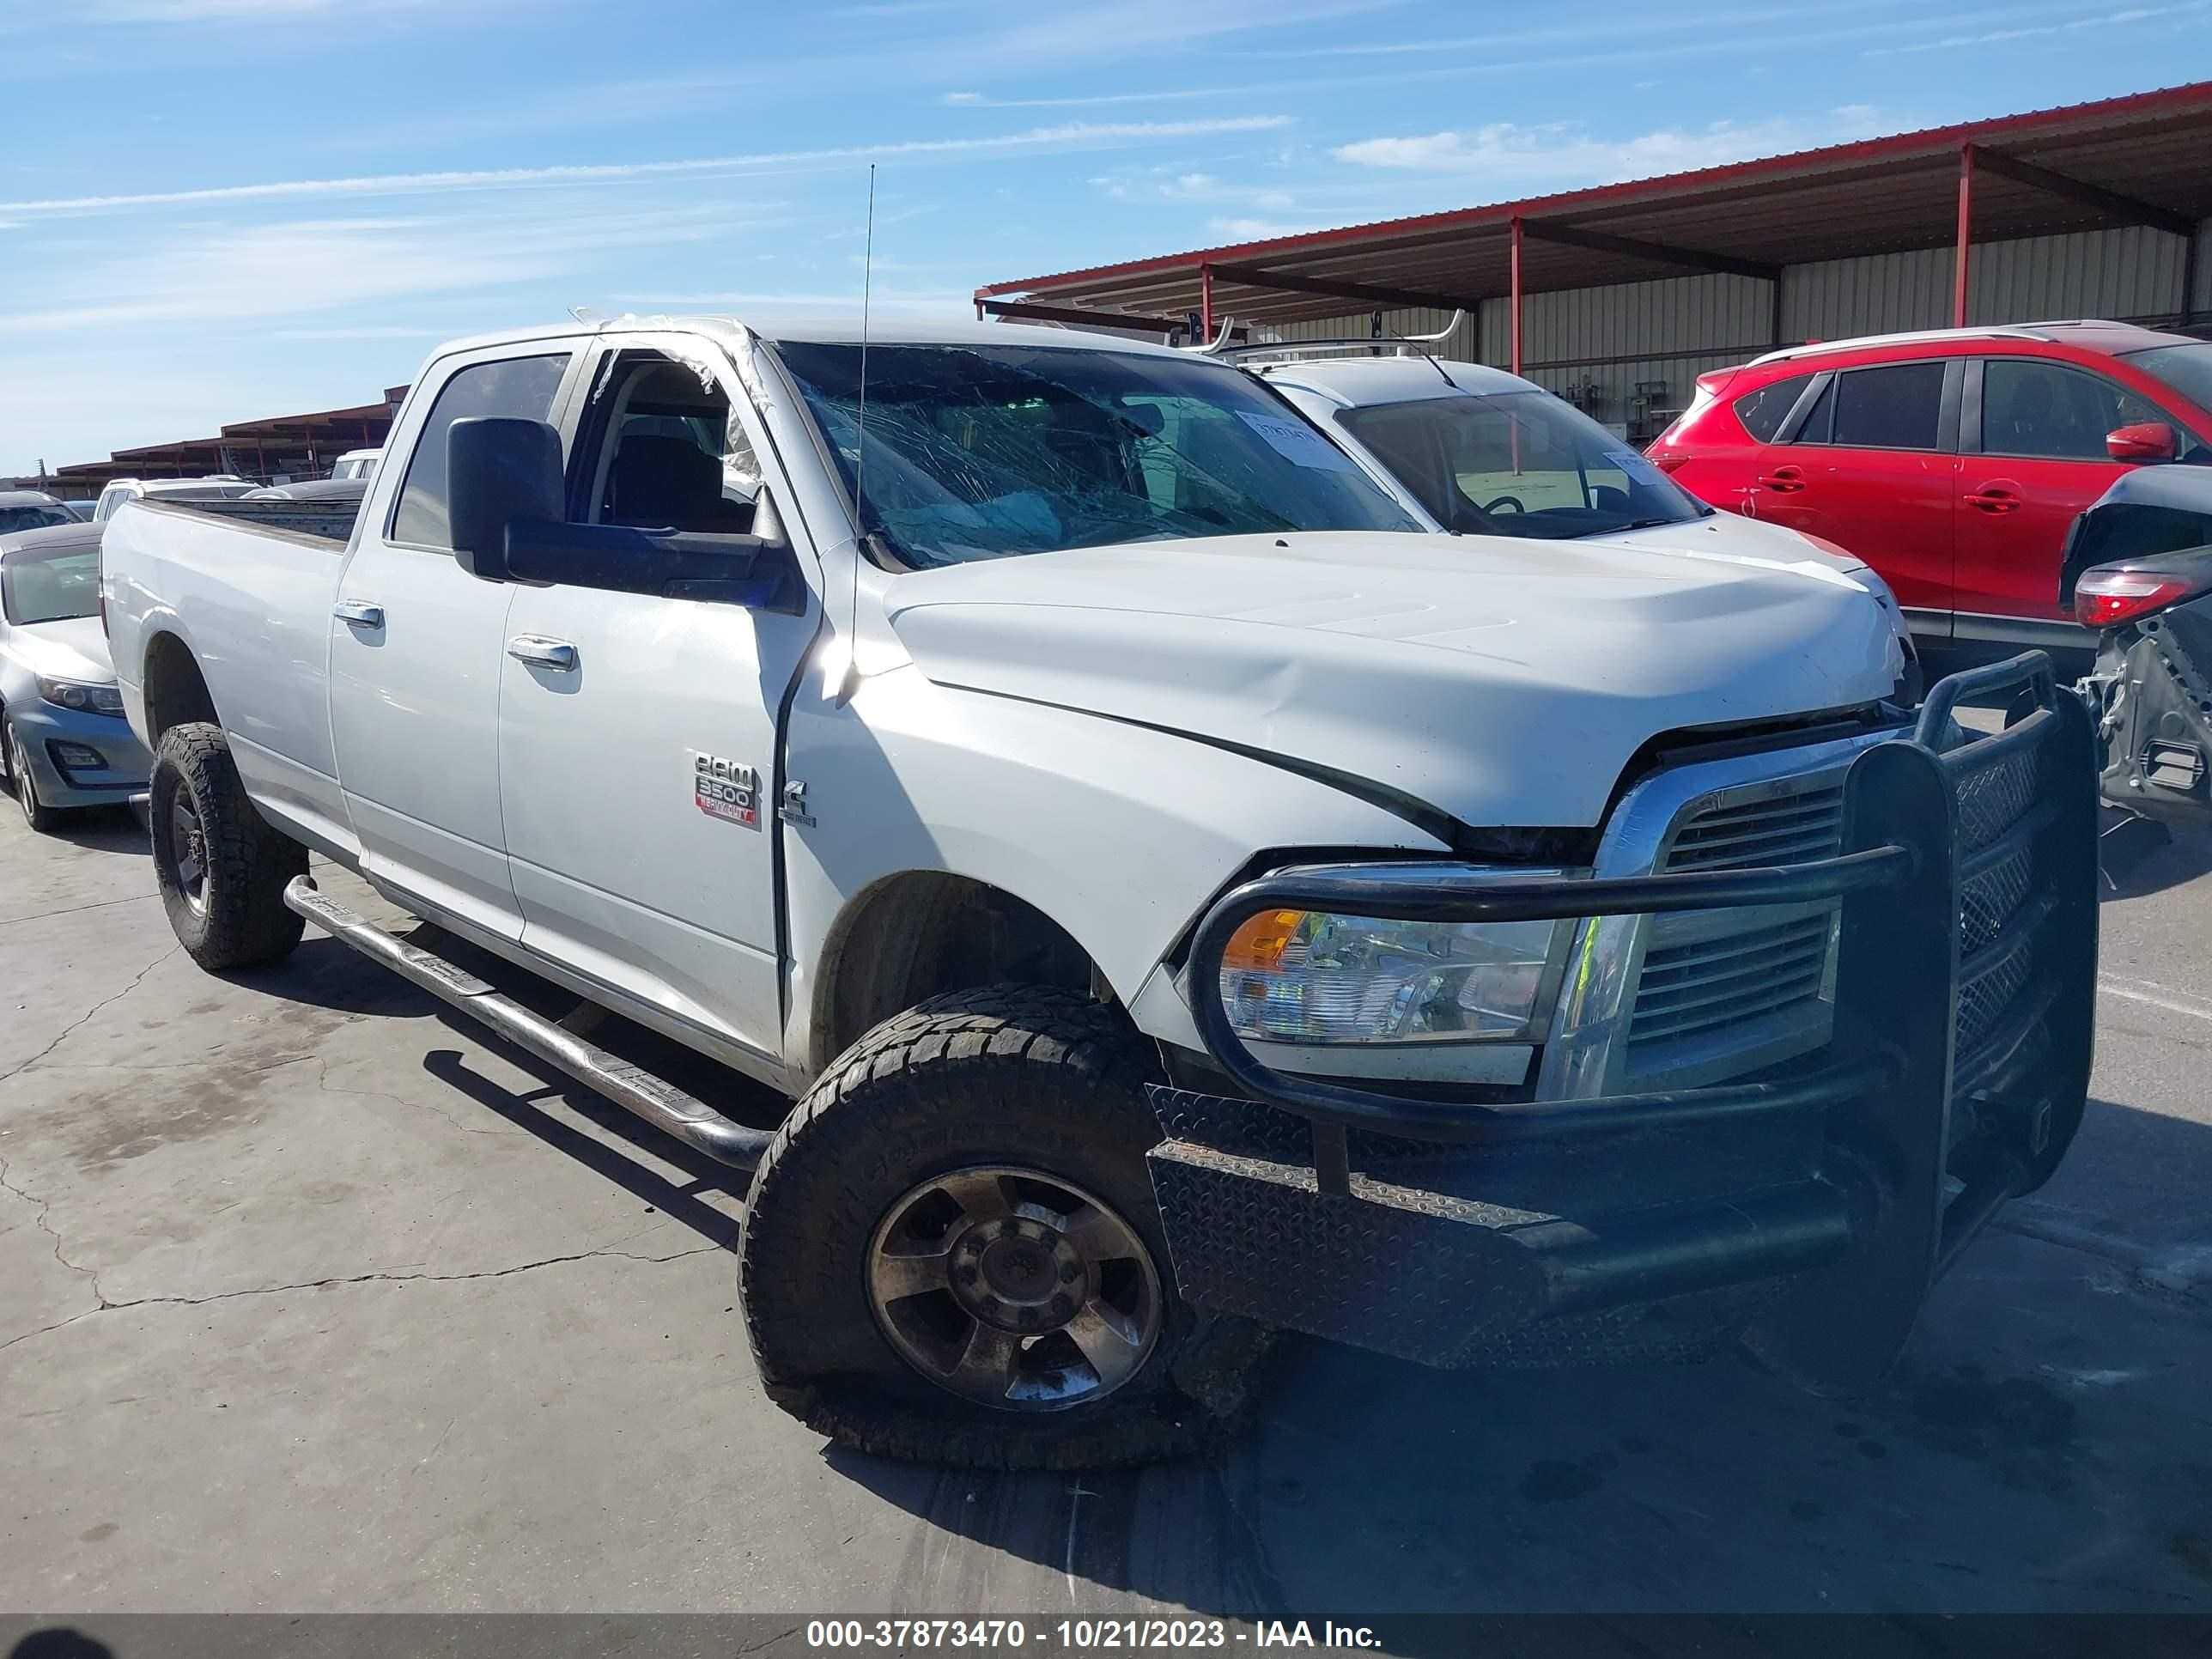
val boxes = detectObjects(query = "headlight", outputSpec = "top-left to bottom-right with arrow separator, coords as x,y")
35,677 -> 125,717
1219,905 -> 1565,1045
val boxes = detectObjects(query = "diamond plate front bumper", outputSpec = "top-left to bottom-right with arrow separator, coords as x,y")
1146,654 -> 2100,1388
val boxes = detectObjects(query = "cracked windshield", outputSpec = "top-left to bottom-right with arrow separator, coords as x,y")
774,341 -> 1419,564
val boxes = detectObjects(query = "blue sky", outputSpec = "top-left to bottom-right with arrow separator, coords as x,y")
2,0 -> 2208,475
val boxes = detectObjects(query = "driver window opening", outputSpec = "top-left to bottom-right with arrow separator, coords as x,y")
579,352 -> 760,535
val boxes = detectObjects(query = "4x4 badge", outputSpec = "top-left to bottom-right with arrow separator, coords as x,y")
694,755 -> 760,829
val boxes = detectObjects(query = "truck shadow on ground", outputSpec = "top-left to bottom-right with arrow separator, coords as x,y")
2097,813 -> 2212,900
196,852 -> 2212,1619
236,917 -> 775,1245
834,1092 -> 2212,1621
41,804 -> 149,857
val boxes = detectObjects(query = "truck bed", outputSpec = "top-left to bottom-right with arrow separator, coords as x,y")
186,495 -> 362,543
101,495 -> 359,859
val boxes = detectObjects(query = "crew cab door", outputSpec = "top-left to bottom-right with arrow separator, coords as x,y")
493,339 -> 818,1067
327,343 -> 584,940
1956,356 -> 2191,662
1752,358 -> 1961,641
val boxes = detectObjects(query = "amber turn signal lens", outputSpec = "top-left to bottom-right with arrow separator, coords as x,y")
1222,908 -> 1306,972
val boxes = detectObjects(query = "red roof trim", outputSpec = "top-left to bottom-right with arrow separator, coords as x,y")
975,81 -> 2212,301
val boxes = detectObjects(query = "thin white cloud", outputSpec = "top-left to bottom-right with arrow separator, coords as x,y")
0,204 -> 755,334
1333,110 -> 1892,190
30,0 -> 465,21
932,0 -> 2151,113
269,325 -> 453,341
938,85 -> 1248,109
1863,0 -> 2206,53
1252,0 -> 1843,57
609,289 -> 975,319
1208,216 -> 1330,239
0,118 -> 1297,220
1089,165 -> 1297,211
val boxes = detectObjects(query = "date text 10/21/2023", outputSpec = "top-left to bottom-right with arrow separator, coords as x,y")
803,1620 -> 1383,1650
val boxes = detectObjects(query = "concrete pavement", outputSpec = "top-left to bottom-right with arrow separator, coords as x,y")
3,801 -> 2209,1616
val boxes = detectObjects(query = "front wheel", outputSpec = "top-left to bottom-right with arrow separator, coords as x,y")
148,721 -> 307,970
739,986 -> 1270,1468
3,720 -> 62,834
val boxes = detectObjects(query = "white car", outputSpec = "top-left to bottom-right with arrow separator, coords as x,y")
1251,352 -> 1922,697
100,314 -> 2087,1467
328,448 -> 382,482
93,476 -> 258,523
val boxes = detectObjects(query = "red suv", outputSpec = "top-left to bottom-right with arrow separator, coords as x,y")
1650,322 -> 2212,666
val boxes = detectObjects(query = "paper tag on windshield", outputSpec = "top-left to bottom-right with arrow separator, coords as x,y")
1610,452 -> 1667,487
1237,410 -> 1356,471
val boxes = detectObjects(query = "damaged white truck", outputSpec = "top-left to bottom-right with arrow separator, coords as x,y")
100,316 -> 2098,1468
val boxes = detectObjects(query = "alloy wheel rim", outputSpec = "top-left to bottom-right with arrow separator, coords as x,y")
866,1164 -> 1163,1413
11,729 -> 34,823
169,783 -> 209,913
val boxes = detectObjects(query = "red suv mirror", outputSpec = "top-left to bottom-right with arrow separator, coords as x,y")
2106,421 -> 2178,463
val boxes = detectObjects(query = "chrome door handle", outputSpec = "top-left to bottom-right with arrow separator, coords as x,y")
332,600 -> 385,628
507,635 -> 578,672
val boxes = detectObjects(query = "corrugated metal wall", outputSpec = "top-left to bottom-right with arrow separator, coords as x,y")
1254,223 -> 2207,442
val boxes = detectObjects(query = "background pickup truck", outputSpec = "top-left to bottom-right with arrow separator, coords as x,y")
101,314 -> 2097,1469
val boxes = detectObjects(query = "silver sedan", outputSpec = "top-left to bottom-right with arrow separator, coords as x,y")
0,524 -> 151,831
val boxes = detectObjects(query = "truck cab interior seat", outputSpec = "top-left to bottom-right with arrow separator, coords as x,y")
605,434 -> 756,534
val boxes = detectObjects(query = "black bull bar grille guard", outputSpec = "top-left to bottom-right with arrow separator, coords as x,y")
1145,653 -> 2100,1388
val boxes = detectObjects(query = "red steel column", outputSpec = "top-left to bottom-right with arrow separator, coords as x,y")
1953,144 -> 1975,328
1509,216 -> 1525,375
1200,264 -> 1215,340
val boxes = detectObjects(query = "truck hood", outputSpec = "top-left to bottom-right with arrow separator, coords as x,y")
883,532 -> 1906,830
1596,510 -> 1874,580
7,615 -> 117,684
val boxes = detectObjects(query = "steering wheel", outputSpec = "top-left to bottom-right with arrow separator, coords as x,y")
1480,494 -> 1526,515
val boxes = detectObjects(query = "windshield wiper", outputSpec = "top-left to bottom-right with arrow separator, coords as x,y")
1569,515 -> 1686,538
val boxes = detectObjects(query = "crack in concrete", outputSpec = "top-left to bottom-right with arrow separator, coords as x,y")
303,1055 -> 527,1140
0,942 -> 180,1088
0,1241 -> 725,1356
0,890 -> 162,930
0,1148 -> 106,1311
1994,1206 -> 2211,1304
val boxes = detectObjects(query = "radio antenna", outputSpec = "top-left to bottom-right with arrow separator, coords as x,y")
855,164 -> 877,537
840,165 -> 878,702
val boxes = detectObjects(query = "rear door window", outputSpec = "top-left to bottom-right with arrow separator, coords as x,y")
1810,362 -> 1946,450
1733,374 -> 1814,443
389,353 -> 572,549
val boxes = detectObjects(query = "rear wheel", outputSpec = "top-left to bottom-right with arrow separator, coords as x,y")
739,986 -> 1270,1468
149,721 -> 307,969
3,720 -> 61,834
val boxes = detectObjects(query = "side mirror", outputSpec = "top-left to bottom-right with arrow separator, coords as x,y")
503,520 -> 799,611
2106,422 -> 2178,464
447,416 -> 564,580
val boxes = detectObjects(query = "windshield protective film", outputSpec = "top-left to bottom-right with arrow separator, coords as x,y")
0,541 -> 100,624
773,341 -> 1421,567
1341,387 -> 1710,540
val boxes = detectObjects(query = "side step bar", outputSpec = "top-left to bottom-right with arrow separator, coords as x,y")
284,877 -> 775,1172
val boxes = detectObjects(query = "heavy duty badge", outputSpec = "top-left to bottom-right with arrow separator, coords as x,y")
695,754 -> 760,829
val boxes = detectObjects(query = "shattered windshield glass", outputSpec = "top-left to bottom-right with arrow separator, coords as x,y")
1340,388 -> 1711,540
773,341 -> 1421,567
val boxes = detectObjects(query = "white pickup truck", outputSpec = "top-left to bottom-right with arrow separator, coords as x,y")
102,315 -> 2098,1468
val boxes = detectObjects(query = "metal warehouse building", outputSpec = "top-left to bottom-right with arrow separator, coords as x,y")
974,83 -> 2212,446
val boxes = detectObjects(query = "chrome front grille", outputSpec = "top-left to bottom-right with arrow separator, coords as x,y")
1660,783 -> 1845,872
1620,771 -> 1849,1084
1538,727 -> 1893,1101
1626,913 -> 1837,1054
